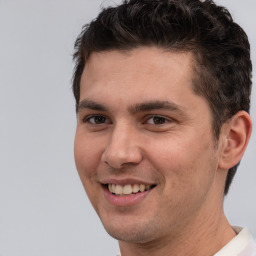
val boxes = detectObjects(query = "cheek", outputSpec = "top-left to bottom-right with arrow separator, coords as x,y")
74,132 -> 104,210
150,139 -> 218,225
148,134 -> 217,190
74,131 -> 103,180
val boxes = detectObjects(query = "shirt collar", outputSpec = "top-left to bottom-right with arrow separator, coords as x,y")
214,227 -> 253,256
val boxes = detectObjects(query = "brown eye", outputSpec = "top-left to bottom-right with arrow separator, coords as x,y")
147,116 -> 169,125
85,115 -> 107,124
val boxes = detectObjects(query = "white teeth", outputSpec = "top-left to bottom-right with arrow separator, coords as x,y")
139,184 -> 146,192
107,183 -> 153,195
132,184 -> 140,193
115,185 -> 123,195
123,184 -> 133,194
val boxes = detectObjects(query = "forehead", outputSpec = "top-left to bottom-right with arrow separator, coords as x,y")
83,47 -> 195,76
85,47 -> 194,71
80,47 -> 197,101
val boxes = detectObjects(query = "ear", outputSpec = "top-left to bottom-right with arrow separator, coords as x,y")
218,111 -> 252,170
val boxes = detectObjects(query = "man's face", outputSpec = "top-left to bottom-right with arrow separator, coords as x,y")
74,47 -> 225,243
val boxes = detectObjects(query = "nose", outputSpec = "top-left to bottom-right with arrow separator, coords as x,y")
101,124 -> 143,169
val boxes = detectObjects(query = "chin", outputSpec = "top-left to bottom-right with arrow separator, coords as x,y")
101,216 -> 162,244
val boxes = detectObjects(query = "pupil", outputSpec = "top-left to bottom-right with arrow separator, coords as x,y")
95,116 -> 105,124
153,116 -> 165,124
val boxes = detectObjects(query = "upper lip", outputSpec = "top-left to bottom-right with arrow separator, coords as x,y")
100,178 -> 156,186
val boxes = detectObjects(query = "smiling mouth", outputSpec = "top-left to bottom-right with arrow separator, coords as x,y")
106,184 -> 156,196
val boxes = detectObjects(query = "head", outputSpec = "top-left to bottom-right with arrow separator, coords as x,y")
73,0 -> 253,247
72,0 -> 252,195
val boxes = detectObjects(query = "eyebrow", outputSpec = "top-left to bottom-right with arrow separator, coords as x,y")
77,99 -> 108,112
77,99 -> 184,115
128,100 -> 184,114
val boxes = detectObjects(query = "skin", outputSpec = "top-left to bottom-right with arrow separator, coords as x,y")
74,47 -> 251,256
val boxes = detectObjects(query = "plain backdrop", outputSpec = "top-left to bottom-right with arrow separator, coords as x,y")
0,1 -> 255,256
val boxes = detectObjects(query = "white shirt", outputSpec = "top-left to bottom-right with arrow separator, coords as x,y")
116,227 -> 256,256
214,227 -> 256,256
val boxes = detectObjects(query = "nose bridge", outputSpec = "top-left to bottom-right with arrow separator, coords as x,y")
102,122 -> 142,168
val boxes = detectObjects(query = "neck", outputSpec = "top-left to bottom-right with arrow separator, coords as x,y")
119,207 -> 236,256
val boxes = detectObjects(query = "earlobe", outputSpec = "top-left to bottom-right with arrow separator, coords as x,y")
218,111 -> 252,170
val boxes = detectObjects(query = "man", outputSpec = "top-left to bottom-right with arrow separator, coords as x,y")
72,0 -> 255,255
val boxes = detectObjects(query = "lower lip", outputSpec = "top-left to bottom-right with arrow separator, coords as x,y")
103,186 -> 153,207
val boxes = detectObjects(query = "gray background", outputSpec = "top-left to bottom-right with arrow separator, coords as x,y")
0,1 -> 255,256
